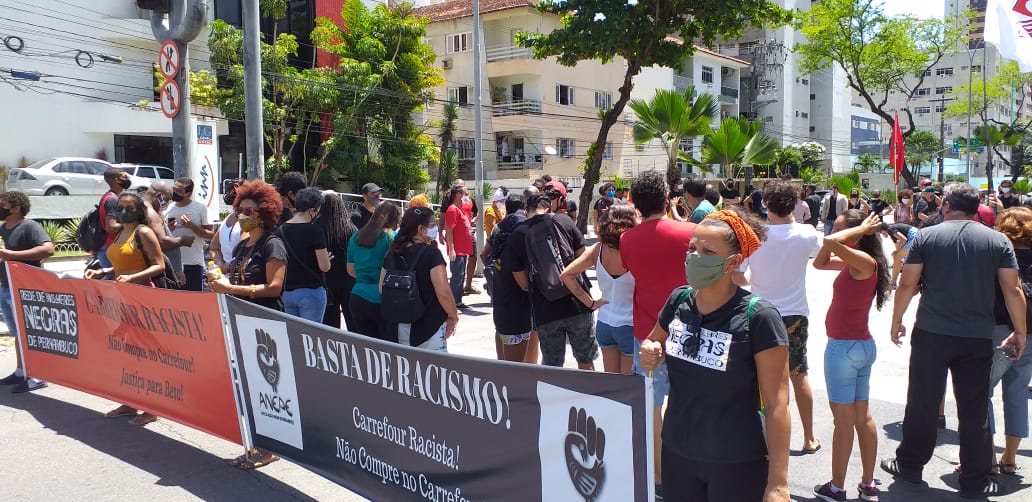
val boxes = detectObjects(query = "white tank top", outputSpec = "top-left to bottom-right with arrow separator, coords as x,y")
219,221 -> 242,260
596,246 -> 634,327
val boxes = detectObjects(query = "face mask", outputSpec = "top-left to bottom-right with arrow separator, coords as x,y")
462,195 -> 470,205
238,215 -> 260,232
115,207 -> 138,223
118,179 -> 132,190
901,198 -> 910,204
607,190 -> 615,198
172,193 -> 186,203
684,252 -> 731,290
1001,187 -> 1011,194
0,208 -> 10,220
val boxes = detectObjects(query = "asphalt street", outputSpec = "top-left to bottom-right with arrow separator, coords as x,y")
1,255 -> 1031,501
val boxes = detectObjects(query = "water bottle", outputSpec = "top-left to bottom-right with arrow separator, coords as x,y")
206,259 -> 222,281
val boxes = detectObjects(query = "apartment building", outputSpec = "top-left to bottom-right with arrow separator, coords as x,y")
0,1 -> 227,169
415,0 -> 628,185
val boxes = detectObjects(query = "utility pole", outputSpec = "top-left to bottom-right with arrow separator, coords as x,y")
929,96 -> 954,183
142,0 -> 206,180
242,0 -> 264,180
472,0 -> 485,271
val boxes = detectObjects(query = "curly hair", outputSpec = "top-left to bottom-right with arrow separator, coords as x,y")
997,207 -> 1032,247
761,180 -> 799,218
630,170 -> 668,217
840,209 -> 891,310
698,207 -> 767,255
0,190 -> 31,216
233,180 -> 282,229
597,204 -> 638,249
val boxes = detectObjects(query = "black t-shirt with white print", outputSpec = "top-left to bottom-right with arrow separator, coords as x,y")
657,286 -> 788,464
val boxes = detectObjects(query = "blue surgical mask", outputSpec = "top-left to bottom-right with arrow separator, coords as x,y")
607,190 -> 615,198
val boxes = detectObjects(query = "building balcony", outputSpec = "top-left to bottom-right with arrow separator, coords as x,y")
718,94 -> 737,104
491,99 -> 542,116
486,45 -> 532,62
720,86 -> 739,99
673,75 -> 694,92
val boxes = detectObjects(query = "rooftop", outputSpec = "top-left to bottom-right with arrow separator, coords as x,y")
412,0 -> 535,22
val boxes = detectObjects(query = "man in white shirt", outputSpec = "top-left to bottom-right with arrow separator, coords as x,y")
164,177 -> 213,291
735,179 -> 823,454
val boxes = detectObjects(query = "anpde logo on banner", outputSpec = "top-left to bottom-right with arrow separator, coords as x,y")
537,381 -> 634,502
235,315 -> 304,450
17,288 -> 79,359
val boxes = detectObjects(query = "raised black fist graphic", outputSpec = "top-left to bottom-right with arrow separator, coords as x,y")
255,329 -> 280,392
565,406 -> 606,501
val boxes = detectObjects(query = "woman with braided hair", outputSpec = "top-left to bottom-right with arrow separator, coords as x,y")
639,209 -> 791,502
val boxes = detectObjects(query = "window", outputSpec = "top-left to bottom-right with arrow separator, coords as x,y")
701,66 -> 713,84
935,86 -> 952,95
936,67 -> 954,76
915,88 -> 930,96
448,86 -> 470,105
455,138 -> 475,160
557,138 -> 575,158
935,104 -> 946,113
635,144 -> 645,152
810,93 -> 816,100
801,78 -> 809,85
809,126 -> 816,132
556,84 -> 575,105
922,69 -> 932,77
602,142 -> 613,159
447,33 -> 471,54
136,166 -> 156,179
594,91 -> 613,110
157,167 -> 175,180
678,138 -> 693,153
801,112 -> 809,119
914,106 -> 931,114
971,65 -> 982,73
763,116 -> 774,123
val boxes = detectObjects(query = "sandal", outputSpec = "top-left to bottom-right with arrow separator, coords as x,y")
999,463 -> 1018,475
129,413 -> 159,426
802,440 -> 822,454
232,448 -> 279,470
104,405 -> 137,418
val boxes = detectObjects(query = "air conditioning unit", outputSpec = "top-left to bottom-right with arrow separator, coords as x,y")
442,59 -> 453,69
722,68 -> 733,76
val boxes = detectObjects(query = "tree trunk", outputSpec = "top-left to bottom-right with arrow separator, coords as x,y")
744,164 -> 753,198
576,61 -> 642,234
666,153 -> 681,193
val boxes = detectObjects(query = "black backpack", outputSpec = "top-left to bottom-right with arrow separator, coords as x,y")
525,214 -> 584,302
133,231 -> 184,290
484,214 -> 526,296
380,245 -> 430,323
76,202 -> 108,253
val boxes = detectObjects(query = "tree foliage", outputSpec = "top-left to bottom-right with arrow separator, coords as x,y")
795,0 -> 963,186
770,146 -> 803,178
435,101 -> 459,197
699,117 -> 780,186
516,0 -> 791,231
903,129 -> 939,178
629,86 -> 718,190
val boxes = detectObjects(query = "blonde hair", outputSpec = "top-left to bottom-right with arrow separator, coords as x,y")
997,207 -> 1032,247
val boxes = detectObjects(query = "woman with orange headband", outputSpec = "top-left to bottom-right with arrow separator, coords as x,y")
639,209 -> 791,502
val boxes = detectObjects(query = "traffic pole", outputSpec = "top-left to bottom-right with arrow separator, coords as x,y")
242,0 -> 265,181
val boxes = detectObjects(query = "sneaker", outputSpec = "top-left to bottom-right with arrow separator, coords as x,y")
464,286 -> 481,294
0,372 -> 26,385
937,415 -> 947,430
857,482 -> 880,502
959,478 -> 1007,499
813,482 -> 846,502
880,458 -> 923,484
12,378 -> 47,393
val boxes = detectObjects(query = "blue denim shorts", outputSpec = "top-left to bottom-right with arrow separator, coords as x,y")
824,338 -> 877,404
633,337 -> 670,406
596,321 -> 636,357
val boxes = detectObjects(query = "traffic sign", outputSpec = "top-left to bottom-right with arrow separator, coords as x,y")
160,79 -> 181,118
158,40 -> 180,80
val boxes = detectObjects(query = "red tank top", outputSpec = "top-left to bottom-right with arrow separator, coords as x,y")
825,264 -> 878,341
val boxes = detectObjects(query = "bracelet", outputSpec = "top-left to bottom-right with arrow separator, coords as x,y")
249,284 -> 256,299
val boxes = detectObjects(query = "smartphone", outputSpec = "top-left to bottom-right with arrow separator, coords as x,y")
999,345 -> 1017,359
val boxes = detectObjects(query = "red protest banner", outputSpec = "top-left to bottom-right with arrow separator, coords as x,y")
8,262 -> 242,444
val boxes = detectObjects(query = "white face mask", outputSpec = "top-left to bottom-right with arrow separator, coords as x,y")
901,198 -> 910,204
1001,187 -> 1011,194
462,195 -> 470,205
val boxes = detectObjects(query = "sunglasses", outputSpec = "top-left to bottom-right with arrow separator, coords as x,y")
238,207 -> 258,216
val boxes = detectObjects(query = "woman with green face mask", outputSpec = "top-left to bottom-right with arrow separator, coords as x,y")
639,209 -> 792,502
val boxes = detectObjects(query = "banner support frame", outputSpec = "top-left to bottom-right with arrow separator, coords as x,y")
217,293 -> 255,451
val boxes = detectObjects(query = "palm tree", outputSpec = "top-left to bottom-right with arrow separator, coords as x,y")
436,101 -> 459,197
961,124 -> 1024,181
699,117 -> 780,190
629,87 -> 718,190
771,146 -> 803,177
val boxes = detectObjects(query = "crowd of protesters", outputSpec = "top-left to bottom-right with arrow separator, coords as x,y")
2,165 -> 1032,501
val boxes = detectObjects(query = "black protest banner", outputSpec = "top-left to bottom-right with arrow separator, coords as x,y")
224,296 -> 652,501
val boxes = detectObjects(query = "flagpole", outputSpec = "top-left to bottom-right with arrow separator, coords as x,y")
983,40 -> 994,192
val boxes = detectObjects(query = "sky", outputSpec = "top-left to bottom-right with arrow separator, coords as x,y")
880,0 -> 946,20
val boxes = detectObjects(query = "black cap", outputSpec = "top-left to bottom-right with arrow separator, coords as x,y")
361,183 -> 382,194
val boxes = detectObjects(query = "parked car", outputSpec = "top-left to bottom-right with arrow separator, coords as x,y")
114,163 -> 175,184
6,157 -> 116,196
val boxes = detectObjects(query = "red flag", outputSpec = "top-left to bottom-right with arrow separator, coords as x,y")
889,110 -> 905,185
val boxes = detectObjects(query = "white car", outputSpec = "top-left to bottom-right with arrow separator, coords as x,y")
6,157 -> 115,196
115,163 -> 175,185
